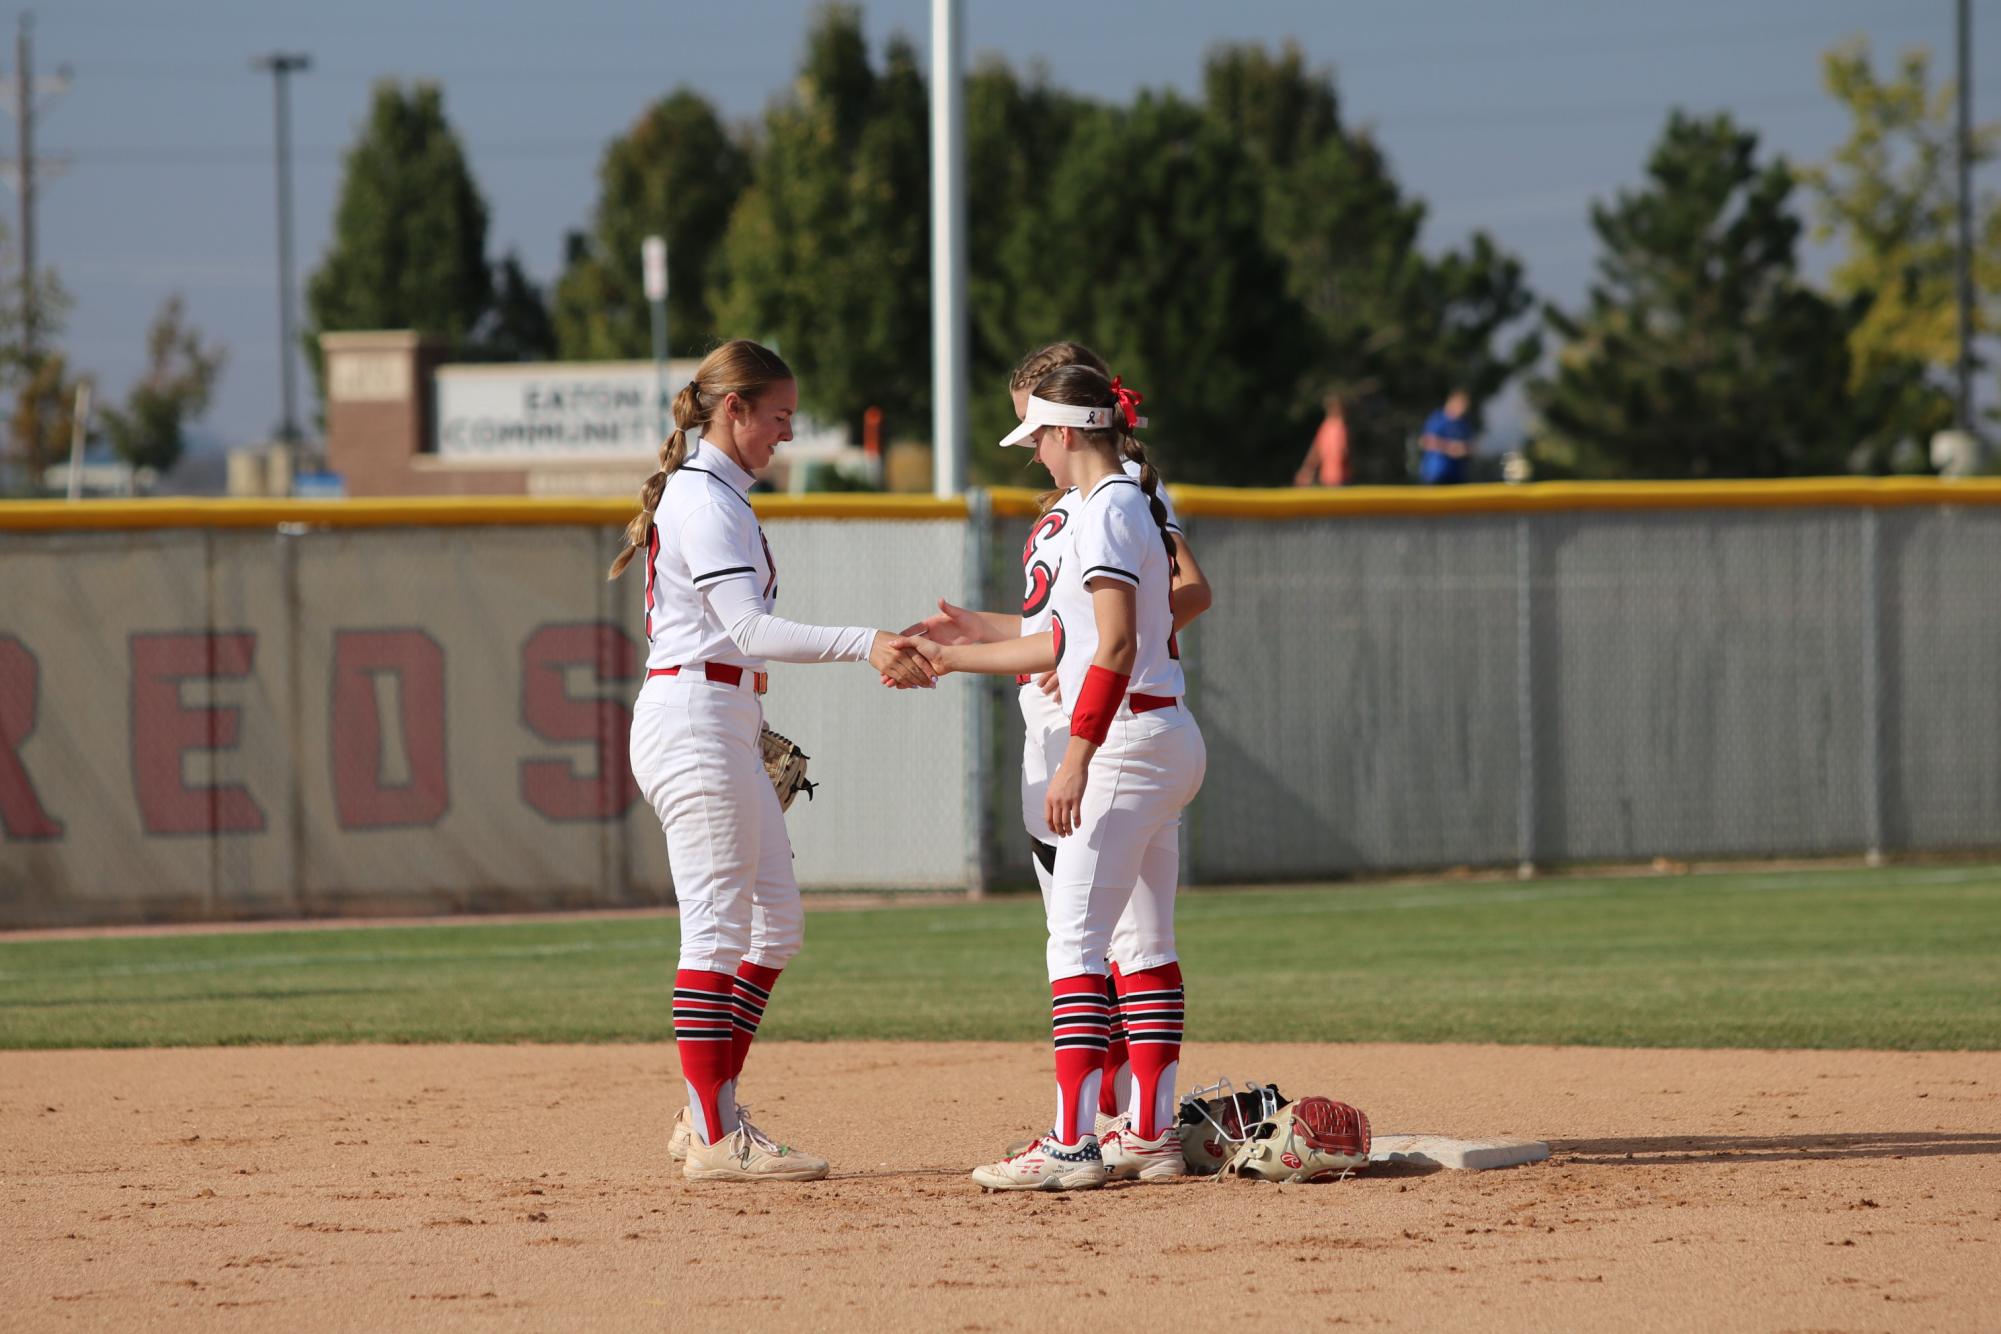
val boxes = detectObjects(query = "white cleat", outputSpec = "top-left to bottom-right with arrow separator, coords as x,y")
683,1107 -> 829,1183
1007,1110 -> 1124,1160
1101,1123 -> 1188,1182
667,1105 -> 692,1163
971,1133 -> 1108,1192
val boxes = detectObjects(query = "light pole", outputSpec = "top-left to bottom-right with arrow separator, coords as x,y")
929,0 -> 967,496
251,52 -> 311,445
1954,0 -> 1975,434
643,234 -> 668,445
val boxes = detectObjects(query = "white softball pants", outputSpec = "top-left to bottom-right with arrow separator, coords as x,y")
630,673 -> 803,973
1021,684 -> 1184,971
1043,707 -> 1206,982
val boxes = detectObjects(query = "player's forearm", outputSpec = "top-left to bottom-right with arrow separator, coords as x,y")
938,631 -> 1055,676
967,609 -> 1022,641
1168,535 -> 1211,632
1090,635 -> 1136,675
1059,734 -> 1100,773
725,612 -> 873,662
1169,580 -> 1211,632
708,578 -> 872,662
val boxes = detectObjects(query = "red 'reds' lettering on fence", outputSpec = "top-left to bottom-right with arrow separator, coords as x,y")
519,623 -> 641,821
0,636 -> 62,839
130,632 -> 267,835
331,630 -> 449,830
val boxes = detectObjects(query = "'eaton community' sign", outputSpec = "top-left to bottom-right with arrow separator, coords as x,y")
432,360 -> 700,457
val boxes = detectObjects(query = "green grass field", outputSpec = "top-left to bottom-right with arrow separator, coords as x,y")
3,863 -> 1998,1051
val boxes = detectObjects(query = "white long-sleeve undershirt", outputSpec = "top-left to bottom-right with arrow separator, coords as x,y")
702,576 -> 874,664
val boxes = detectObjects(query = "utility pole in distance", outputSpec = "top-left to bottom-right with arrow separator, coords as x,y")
643,235 -> 668,446
0,13 -> 72,369
1953,0 -> 1975,435
251,51 -> 311,444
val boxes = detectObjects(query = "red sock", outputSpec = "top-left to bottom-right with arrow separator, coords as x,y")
1099,966 -> 1129,1117
729,961 -> 783,1080
673,969 -> 738,1144
1050,974 -> 1111,1144
1118,962 -> 1184,1138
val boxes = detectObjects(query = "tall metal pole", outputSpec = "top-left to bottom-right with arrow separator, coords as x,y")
1955,0 -> 1975,433
253,53 -> 311,444
2,13 -> 71,481
17,16 -> 35,366
643,235 -> 669,445
929,0 -> 968,497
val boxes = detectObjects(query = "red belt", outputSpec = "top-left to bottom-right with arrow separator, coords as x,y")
1013,674 -> 1174,711
648,663 -> 770,694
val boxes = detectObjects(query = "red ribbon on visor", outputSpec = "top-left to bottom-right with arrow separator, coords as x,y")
1108,376 -> 1145,430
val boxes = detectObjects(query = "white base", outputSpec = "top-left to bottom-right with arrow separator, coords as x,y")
1368,1134 -> 1550,1171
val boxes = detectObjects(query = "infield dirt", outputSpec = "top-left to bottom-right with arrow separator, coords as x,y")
3,1041 -> 1996,1331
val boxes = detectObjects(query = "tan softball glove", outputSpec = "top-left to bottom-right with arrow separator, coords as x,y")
759,725 -> 817,811
1222,1096 -> 1372,1183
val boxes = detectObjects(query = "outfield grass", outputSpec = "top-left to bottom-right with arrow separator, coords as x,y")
2,863 -> 1998,1051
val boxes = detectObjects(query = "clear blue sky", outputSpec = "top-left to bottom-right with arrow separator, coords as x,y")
27,0 -> 1996,448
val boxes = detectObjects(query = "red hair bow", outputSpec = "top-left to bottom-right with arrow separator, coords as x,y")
1108,376 -> 1145,430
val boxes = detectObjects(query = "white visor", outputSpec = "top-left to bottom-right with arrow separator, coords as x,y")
997,395 -> 1129,448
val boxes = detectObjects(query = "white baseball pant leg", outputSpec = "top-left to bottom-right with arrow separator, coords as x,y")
630,674 -> 804,974
1045,711 -> 1207,982
1020,684 -> 1067,907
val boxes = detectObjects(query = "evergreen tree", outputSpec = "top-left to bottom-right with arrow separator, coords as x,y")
964,59 -> 1103,478
1204,42 -> 1537,481
99,295 -> 226,475
717,5 -> 931,440
1001,91 -> 1312,485
305,81 -> 493,399
1800,38 -> 1997,461
1534,112 -> 1867,478
472,251 -> 557,362
1201,38 -> 1341,172
552,89 -> 748,361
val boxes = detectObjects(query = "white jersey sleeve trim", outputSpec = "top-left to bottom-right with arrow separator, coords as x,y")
692,563 -> 758,588
1080,563 -> 1141,588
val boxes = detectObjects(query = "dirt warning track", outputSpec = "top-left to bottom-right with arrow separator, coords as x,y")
3,1041 -> 1996,1331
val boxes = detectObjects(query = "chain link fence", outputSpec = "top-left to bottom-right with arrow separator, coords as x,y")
3,487 -> 1998,927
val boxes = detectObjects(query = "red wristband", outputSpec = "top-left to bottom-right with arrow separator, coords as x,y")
1069,665 -> 1130,745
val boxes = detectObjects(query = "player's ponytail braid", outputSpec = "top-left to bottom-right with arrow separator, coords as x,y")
1119,431 -> 1179,578
1011,341 -> 1110,515
607,339 -> 794,581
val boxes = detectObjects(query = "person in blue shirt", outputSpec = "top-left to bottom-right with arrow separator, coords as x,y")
1418,389 -> 1473,484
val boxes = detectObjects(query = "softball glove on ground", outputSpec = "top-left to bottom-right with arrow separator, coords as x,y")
759,725 -> 817,811
1223,1096 -> 1372,1183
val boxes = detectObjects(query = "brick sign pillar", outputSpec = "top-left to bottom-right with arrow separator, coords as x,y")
321,331 -> 446,496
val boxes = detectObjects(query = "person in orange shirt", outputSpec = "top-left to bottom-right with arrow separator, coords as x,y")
1294,393 -> 1350,487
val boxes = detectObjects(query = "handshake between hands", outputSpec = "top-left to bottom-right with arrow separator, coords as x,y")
871,599 -> 1061,699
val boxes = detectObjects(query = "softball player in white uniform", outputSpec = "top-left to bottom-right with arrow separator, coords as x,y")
905,365 -> 1206,1190
608,339 -> 932,1183
908,344 -> 1211,1168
